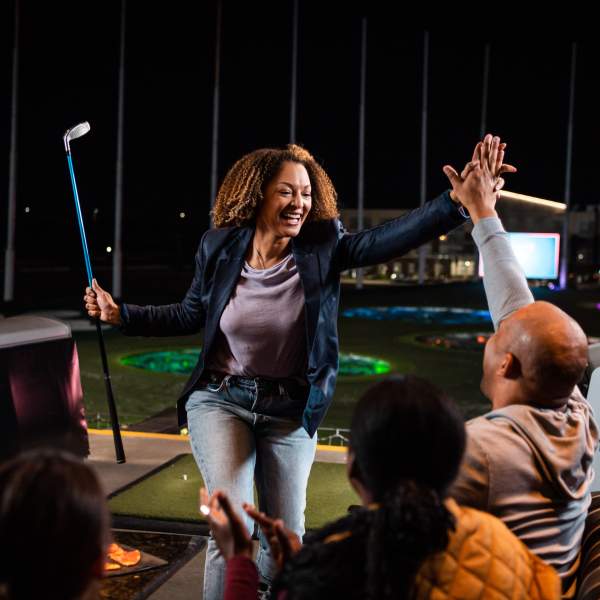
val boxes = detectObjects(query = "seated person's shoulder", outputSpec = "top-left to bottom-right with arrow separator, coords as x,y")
466,410 -> 537,454
465,414 -> 504,440
443,499 -> 559,582
446,497 -> 508,536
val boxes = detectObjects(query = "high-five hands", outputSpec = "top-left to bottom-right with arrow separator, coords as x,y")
443,134 -> 517,224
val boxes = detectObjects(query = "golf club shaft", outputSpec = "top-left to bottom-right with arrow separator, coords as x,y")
66,154 -> 93,286
96,320 -> 126,463
66,152 -> 126,463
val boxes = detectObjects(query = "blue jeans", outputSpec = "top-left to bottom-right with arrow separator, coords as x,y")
186,376 -> 317,600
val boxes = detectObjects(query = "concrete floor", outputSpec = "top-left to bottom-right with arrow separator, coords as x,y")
88,430 -> 346,599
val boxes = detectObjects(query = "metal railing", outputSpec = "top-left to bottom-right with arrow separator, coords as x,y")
317,427 -> 350,447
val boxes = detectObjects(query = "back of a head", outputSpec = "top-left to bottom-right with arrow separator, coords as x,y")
350,375 -> 466,499
352,377 -> 467,597
503,301 -> 589,403
0,449 -> 109,600
276,377 -> 466,600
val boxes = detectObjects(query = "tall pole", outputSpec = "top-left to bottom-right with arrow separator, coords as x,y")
356,17 -> 367,289
4,0 -> 19,303
209,0 -> 223,227
474,42 -> 491,279
289,0 -> 299,143
479,42 -> 490,138
113,0 -> 126,299
595,204 -> 599,266
559,42 -> 576,289
417,31 -> 429,284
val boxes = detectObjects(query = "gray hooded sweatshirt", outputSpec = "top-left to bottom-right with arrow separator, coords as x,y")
450,217 -> 599,598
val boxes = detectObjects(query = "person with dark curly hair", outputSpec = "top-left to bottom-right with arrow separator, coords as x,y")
0,449 -> 110,600
203,376 -> 560,600
84,136 -> 513,598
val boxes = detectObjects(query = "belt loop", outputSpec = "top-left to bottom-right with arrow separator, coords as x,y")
222,374 -> 232,400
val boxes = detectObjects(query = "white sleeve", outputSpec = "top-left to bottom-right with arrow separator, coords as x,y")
472,217 -> 534,331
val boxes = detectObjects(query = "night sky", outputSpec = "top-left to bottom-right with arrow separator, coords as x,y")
1,3 -> 598,274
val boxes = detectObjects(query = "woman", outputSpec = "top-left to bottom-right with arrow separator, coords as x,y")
84,135 -> 513,598
205,376 -> 561,600
0,449 -> 110,600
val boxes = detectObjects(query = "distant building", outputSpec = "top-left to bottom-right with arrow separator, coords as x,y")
340,196 -> 599,285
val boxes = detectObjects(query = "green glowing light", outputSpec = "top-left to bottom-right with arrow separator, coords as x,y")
121,350 -> 391,378
340,353 -> 391,376
120,350 -> 201,375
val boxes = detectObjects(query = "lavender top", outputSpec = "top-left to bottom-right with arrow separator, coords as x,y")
206,254 -> 307,379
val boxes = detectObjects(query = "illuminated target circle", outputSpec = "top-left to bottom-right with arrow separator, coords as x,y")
120,350 -> 390,377
342,306 -> 491,325
120,350 -> 199,374
415,332 -> 600,350
415,332 -> 491,351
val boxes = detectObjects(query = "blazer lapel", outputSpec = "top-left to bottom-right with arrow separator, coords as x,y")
203,228 -> 252,355
293,243 -> 320,356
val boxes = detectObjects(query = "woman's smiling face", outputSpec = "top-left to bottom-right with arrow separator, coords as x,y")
256,161 -> 312,238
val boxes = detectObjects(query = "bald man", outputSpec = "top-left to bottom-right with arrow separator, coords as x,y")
444,156 -> 599,598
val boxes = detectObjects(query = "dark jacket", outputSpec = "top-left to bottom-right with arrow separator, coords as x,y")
120,191 -> 466,436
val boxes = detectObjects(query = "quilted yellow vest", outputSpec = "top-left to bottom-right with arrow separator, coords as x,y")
414,499 -> 561,600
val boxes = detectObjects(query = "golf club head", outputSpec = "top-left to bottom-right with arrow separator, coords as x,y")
63,121 -> 91,153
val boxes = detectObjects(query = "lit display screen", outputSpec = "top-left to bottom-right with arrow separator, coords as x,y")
479,232 -> 560,279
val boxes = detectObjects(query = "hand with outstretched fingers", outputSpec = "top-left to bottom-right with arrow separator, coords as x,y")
244,503 -> 302,571
200,487 -> 253,560
444,134 -> 517,224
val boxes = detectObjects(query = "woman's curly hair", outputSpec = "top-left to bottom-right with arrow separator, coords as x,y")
211,144 -> 339,227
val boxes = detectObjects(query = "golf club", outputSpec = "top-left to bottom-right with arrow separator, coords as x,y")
64,121 -> 126,464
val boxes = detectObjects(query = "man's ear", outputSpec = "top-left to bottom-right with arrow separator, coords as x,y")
498,352 -> 521,379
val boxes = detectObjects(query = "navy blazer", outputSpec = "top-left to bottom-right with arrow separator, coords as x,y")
120,191 -> 466,436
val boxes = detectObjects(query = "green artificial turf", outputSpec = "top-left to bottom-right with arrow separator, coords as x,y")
109,454 -> 358,530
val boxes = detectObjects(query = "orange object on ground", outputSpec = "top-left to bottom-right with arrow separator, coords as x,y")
106,543 -> 141,567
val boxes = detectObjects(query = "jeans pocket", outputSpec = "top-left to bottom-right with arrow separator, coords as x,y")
205,375 -> 232,395
185,385 -> 224,413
